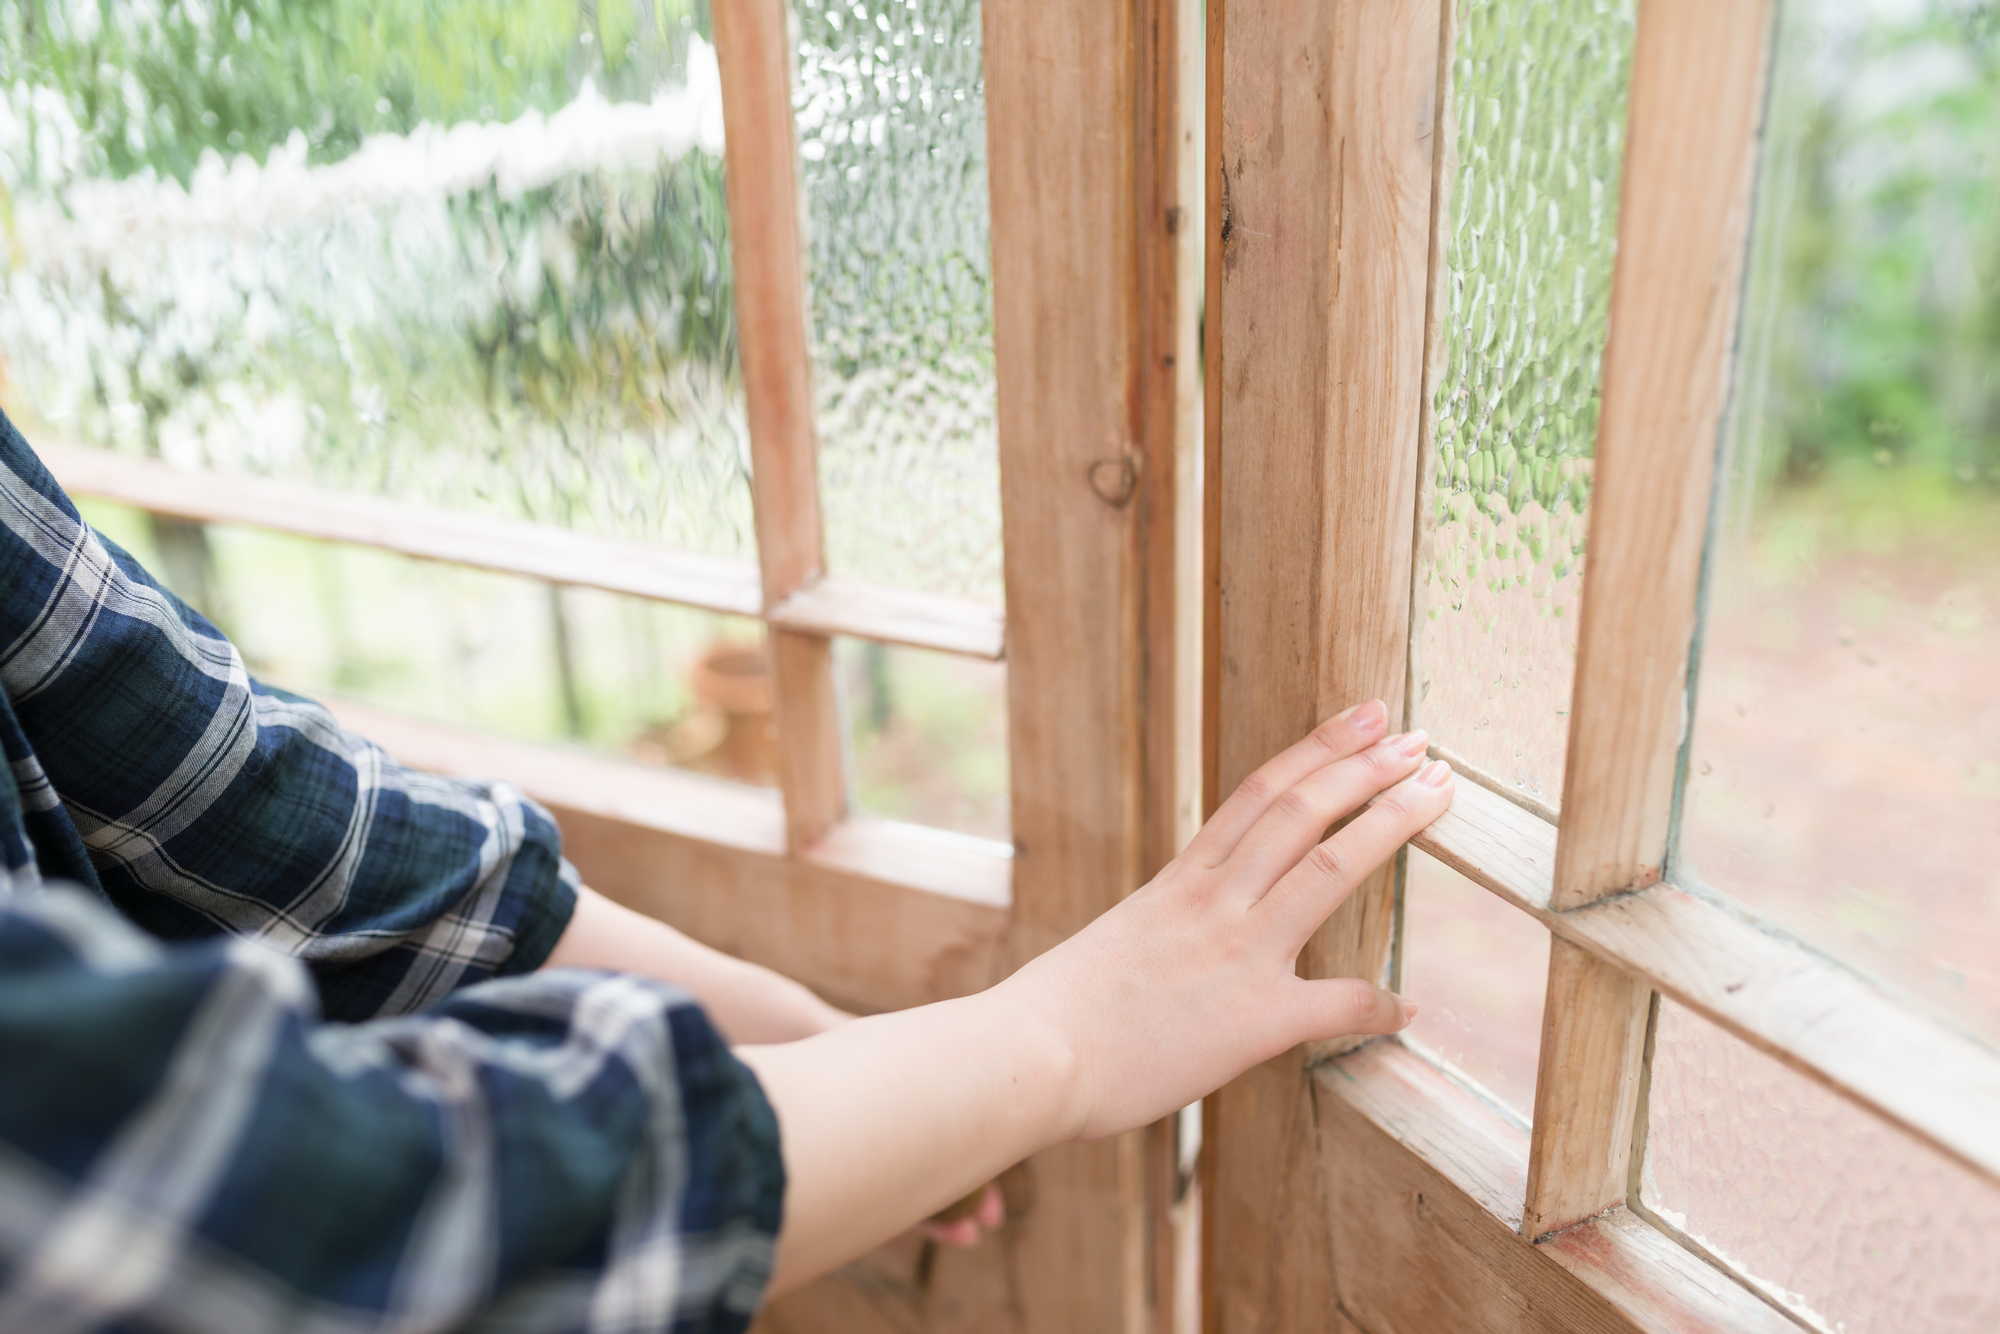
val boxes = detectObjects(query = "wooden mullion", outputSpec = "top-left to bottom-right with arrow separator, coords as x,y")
1525,0 -> 1775,1260
1418,780 -> 2000,1187
1319,1041 -> 1806,1334
1550,0 -> 1774,910
1203,1 -> 1445,1330
713,0 -> 847,852
1520,941 -> 1651,1239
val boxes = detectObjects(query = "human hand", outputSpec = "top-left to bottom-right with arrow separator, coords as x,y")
1001,698 -> 1453,1143
919,1181 -> 1005,1247
740,700 -> 1453,1291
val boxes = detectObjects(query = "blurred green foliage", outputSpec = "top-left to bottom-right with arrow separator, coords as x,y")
3,0 -> 709,185
1756,1 -> 1999,493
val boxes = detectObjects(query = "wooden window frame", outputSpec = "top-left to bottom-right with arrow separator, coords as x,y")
47,0 -> 1204,1328
1204,1 -> 1999,1332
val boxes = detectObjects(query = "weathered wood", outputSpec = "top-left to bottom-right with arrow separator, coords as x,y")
322,699 -> 1008,1015
1416,779 -> 2000,1186
47,440 -> 1007,659
1203,1 -> 1442,1330
768,576 -> 1004,661
1553,0 -> 1773,908
713,0 -> 848,852
1522,940 -> 1652,1240
1136,0 -> 1208,885
43,440 -> 765,617
1318,1041 -> 1803,1334
1539,1207 -> 1803,1334
769,0 -> 1190,1327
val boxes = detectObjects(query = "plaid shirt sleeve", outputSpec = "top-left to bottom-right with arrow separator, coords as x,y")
0,413 -> 575,1022
0,416 -> 786,1329
0,878 -> 783,1333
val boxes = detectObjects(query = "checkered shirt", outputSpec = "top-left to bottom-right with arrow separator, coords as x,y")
0,413 -> 783,1332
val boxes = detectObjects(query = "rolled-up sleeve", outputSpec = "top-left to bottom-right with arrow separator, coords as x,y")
0,414 -> 576,1022
0,881 -> 783,1333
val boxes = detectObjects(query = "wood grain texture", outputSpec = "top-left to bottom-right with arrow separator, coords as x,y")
1553,0 -> 1773,908
1522,939 -> 1652,1240
775,0 -> 1191,1328
713,0 -> 848,852
767,576 -> 1005,660
1318,1042 -> 1802,1334
321,699 -> 1008,1014
43,440 -> 766,617
47,441 -> 1007,658
1539,1208 -> 1802,1334
1203,2 -> 1441,1329
1416,782 -> 2000,1185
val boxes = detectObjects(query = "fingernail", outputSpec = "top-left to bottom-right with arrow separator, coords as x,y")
1419,759 -> 1452,786
1393,729 -> 1430,757
1348,699 -> 1387,732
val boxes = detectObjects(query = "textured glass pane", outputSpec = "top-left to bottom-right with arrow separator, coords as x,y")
794,0 -> 1002,601
837,637 -> 1008,840
1677,3 -> 2000,1046
1643,999 -> 2000,1332
1,2 -> 751,556
79,498 -> 773,781
1400,848 -> 1548,1119
1415,0 -> 1637,803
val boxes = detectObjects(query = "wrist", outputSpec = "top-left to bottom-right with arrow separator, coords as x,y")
980,969 -> 1091,1147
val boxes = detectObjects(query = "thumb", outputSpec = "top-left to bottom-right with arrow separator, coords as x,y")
1289,976 -> 1415,1044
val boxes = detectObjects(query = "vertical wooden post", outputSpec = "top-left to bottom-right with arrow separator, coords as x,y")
1137,0 -> 1207,1326
981,0 -> 1141,1322
1551,0 -> 1772,911
1527,0 -> 1772,1247
713,0 -> 848,853
1202,1 -> 1443,1330
1521,938 -> 1651,1239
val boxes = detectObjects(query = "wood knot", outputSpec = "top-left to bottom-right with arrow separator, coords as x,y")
1088,456 -> 1139,508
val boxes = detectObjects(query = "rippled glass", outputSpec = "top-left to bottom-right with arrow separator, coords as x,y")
0,2 -> 751,556
836,637 -> 1009,841
1399,848 -> 1548,1119
1643,1000 -> 2000,1332
1677,3 -> 2000,1048
79,499 -> 773,780
794,0 -> 1002,602
1415,0 -> 1637,803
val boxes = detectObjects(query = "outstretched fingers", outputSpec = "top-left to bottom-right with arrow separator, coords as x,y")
1183,700 -> 1392,867
1256,760 -> 1456,945
1284,976 -> 1417,1047
1219,729 -> 1431,889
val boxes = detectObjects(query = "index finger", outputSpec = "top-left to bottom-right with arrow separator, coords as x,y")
1182,699 -> 1391,867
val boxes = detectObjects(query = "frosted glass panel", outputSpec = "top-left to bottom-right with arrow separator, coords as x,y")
1644,1000 -> 2000,1333
0,2 -> 751,556
794,0 -> 1002,601
1399,848 -> 1548,1119
1415,0 -> 1637,803
1677,2 -> 2000,1047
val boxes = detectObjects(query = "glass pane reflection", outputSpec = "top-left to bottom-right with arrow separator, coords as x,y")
794,0 -> 1002,602
1678,1 -> 2000,1048
1644,1000 -> 2000,1333
0,2 -> 752,556
836,637 -> 1009,842
1399,847 -> 1549,1120
1415,0 -> 1638,805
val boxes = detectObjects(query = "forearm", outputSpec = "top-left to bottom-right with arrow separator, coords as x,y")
542,884 -> 850,1044
735,978 -> 1079,1293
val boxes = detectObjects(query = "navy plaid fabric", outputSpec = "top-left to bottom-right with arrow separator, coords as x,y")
0,415 -> 783,1332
